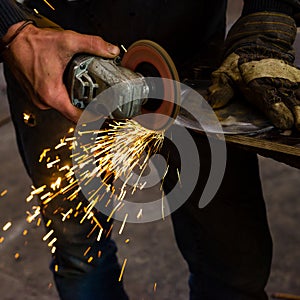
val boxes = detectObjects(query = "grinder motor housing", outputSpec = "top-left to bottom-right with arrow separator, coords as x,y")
66,40 -> 180,130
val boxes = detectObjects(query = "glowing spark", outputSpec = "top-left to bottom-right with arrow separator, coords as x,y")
0,237 -> 4,243
107,202 -> 122,222
87,256 -> 93,263
31,185 -> 47,195
55,138 -> 67,149
161,192 -> 165,220
97,228 -> 103,241
105,224 -> 114,239
137,209 -> 143,219
76,202 -> 82,211
51,177 -> 62,191
84,247 -> 91,256
40,192 -> 52,200
61,209 -> 73,221
48,237 -> 57,247
43,0 -> 55,10
59,165 -> 70,171
14,253 -> 20,260
118,214 -> 128,235
121,44 -> 127,52
160,165 -> 169,191
23,113 -> 30,121
22,230 -> 28,236
26,194 -> 34,202
125,239 -> 130,244
3,222 -> 12,231
177,168 -> 182,187
54,264 -> 58,272
46,220 -> 52,227
47,158 -> 61,169
26,206 -> 41,223
39,148 -> 51,162
0,189 -> 8,197
154,282 -> 157,292
118,258 -> 127,282
43,229 -> 54,241
51,246 -> 56,254
140,181 -> 147,190
36,217 -> 42,227
33,8 -> 39,14
68,127 -> 74,133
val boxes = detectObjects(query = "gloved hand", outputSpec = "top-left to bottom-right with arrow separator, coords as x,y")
207,12 -> 300,131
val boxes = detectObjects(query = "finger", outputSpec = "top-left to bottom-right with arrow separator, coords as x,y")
40,85 -> 82,123
277,89 -> 300,130
268,102 -> 294,130
66,31 -> 120,58
294,106 -> 300,131
243,80 -> 294,129
207,72 -> 235,108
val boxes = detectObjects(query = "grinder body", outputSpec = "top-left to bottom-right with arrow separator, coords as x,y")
66,55 -> 149,119
66,40 -> 180,130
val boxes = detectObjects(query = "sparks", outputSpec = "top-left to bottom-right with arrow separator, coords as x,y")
97,228 -> 103,241
137,209 -> 143,219
31,185 -> 47,195
3,221 -> 12,231
55,138 -> 67,150
121,44 -> 128,53
43,0 -> 55,10
48,237 -> 57,247
47,158 -> 61,169
39,148 -> 51,162
118,258 -> 127,282
118,213 -> 128,235
51,177 -> 62,191
42,229 -> 54,241
0,189 -> 8,197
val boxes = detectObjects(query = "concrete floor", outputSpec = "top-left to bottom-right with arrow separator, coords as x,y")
0,1 -> 300,299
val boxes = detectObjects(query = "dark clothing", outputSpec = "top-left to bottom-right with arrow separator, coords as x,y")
3,0 -> 276,299
0,0 -> 27,37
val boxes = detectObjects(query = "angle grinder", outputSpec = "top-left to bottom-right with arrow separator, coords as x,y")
66,40 -> 180,130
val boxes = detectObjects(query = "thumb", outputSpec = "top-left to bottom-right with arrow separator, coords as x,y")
67,31 -> 120,58
207,71 -> 235,109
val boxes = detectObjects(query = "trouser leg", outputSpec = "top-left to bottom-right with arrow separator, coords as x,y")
4,67 -> 129,300
163,131 -> 272,300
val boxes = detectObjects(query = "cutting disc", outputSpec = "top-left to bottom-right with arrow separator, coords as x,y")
121,40 -> 180,130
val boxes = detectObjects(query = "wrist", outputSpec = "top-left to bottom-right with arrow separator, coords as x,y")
1,20 -> 35,56
2,21 -> 26,44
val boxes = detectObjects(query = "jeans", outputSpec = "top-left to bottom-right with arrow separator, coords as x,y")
162,131 -> 272,300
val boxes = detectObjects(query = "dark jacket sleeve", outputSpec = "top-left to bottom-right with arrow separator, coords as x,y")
0,0 -> 28,38
242,0 -> 300,16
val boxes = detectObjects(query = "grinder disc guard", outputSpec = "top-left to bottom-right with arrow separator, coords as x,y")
122,40 -> 180,130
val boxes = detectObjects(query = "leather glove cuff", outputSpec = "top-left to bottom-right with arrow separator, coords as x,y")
224,12 -> 297,63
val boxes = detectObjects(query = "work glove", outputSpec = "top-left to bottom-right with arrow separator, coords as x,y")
207,12 -> 300,131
